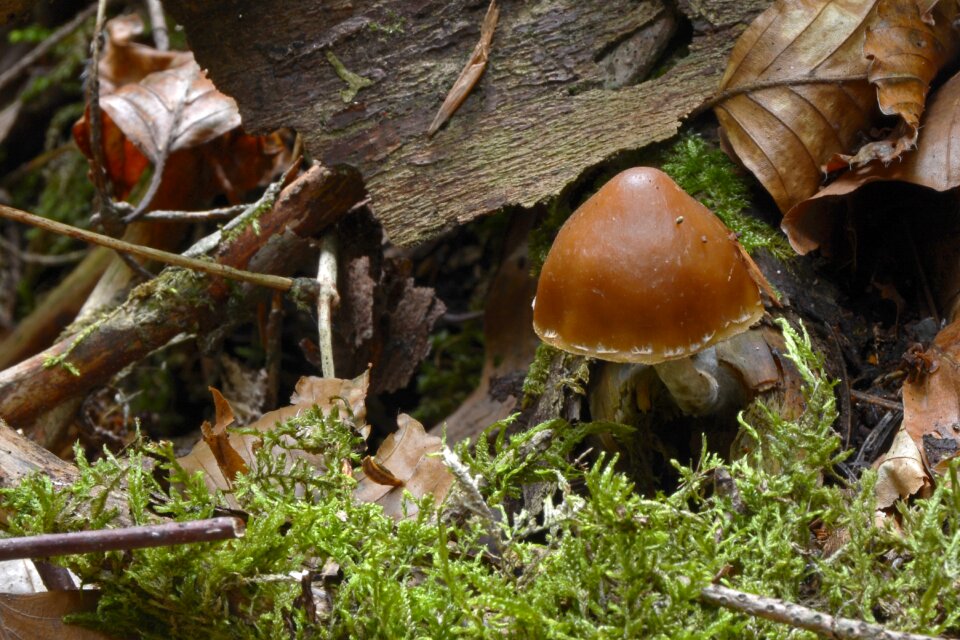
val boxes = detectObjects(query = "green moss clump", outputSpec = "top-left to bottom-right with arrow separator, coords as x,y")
4,322 -> 960,637
661,134 -> 793,259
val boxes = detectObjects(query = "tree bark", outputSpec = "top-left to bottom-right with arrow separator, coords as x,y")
164,0 -> 771,246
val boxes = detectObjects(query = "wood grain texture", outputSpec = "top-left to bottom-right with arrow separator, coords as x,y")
165,0 -> 770,246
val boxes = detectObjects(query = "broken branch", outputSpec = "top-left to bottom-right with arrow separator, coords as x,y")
0,517 -> 244,561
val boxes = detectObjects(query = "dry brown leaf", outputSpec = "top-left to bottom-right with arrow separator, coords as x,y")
840,0 -> 959,166
100,61 -> 241,166
199,388 -> 249,484
74,16 -> 285,204
874,426 -> 931,508
783,68 -> 960,253
179,372 -> 370,496
715,0 -> 959,214
0,591 -> 108,640
354,414 -> 454,520
99,14 -> 192,95
902,319 -> 960,472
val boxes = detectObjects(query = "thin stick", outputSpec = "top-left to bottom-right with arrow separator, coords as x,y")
265,291 -> 283,408
86,0 -> 153,280
0,203 -> 296,292
316,233 -> 338,377
700,584 -> 944,640
850,389 -> 902,412
0,517 -> 244,561
143,0 -> 169,51
132,203 -> 248,223
0,4 -> 98,96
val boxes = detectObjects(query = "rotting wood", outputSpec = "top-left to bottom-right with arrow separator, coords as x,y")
0,165 -> 365,437
163,0 -> 770,247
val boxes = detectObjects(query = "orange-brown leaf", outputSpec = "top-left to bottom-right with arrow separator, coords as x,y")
360,455 -> 404,487
715,0 -> 878,214
840,0 -> 960,165
783,69 -> 960,253
199,388 -> 248,482
354,414 -> 453,520
99,14 -> 192,95
179,372 -> 370,498
902,319 -> 960,472
715,0 -> 960,214
0,591 -> 108,640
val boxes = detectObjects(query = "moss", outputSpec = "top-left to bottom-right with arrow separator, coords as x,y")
5,323 -> 960,637
661,134 -> 793,259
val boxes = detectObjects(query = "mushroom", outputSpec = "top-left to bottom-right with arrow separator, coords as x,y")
532,167 -> 776,416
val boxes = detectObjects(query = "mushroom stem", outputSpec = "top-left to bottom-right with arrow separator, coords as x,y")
653,348 -> 721,416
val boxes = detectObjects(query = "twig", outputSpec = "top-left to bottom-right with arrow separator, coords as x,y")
0,235 -> 88,266
427,0 -> 499,136
264,291 -> 283,408
0,203 -> 297,292
33,560 -> 78,591
316,233 -> 339,378
86,0 -> 154,281
182,159 -> 301,258
850,390 -> 902,412
0,517 -> 244,561
87,0 -> 111,219
143,0 -> 169,51
0,3 -> 98,96
700,584 -> 947,640
124,203 -> 249,223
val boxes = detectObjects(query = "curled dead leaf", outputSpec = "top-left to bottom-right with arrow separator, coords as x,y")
716,0 -> 960,214
902,319 -> 960,471
874,426 -> 931,508
0,591 -> 107,640
361,456 -> 404,487
784,69 -> 960,254
199,388 -> 249,484
354,414 -> 454,520
179,372 -> 370,496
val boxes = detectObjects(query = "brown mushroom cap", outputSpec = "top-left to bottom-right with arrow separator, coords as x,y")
533,167 -> 765,364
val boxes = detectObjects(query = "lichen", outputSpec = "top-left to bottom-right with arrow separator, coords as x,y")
325,51 -> 374,103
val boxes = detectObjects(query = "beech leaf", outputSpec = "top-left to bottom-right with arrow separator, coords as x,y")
841,0 -> 960,166
179,372 -> 370,496
902,319 -> 960,473
198,388 -> 248,484
0,591 -> 107,640
874,427 -> 930,508
783,69 -> 960,253
99,14 -> 192,95
100,60 -> 241,166
354,414 -> 454,520
715,0 -> 960,214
